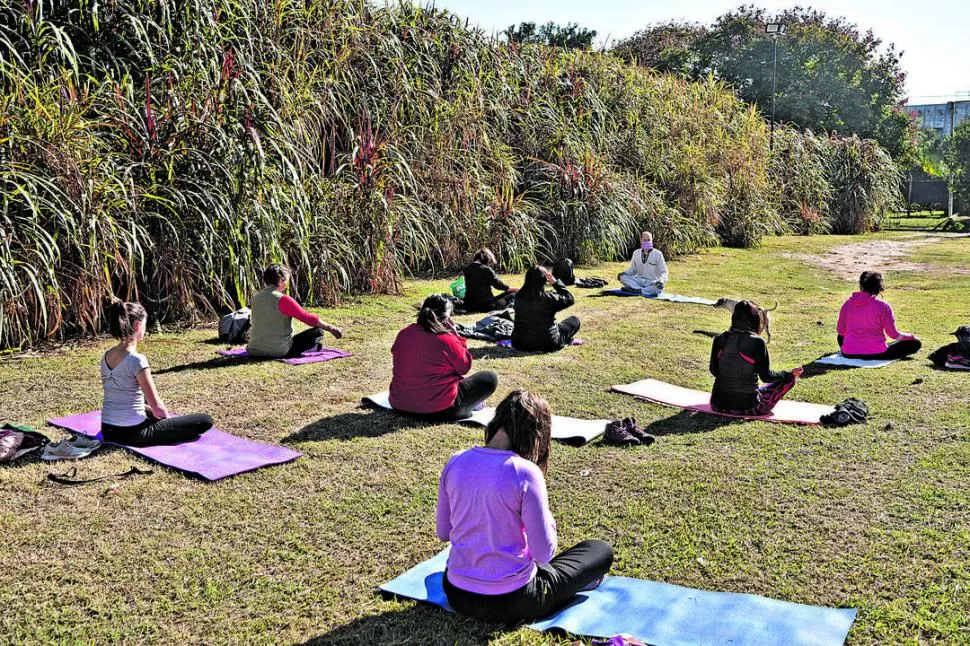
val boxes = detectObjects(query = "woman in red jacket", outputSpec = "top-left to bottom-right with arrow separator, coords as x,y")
389,294 -> 498,420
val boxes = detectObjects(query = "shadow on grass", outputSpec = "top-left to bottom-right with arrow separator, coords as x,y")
642,409 -> 737,436
153,355 -> 256,375
302,604 -> 498,645
284,408 -> 441,443
467,345 -> 518,360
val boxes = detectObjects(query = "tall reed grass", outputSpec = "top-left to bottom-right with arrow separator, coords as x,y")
0,0 -> 900,349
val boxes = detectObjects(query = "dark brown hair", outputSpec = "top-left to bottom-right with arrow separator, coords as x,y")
417,294 -> 454,334
859,271 -> 884,296
484,390 -> 552,474
472,248 -> 497,266
108,301 -> 147,339
519,265 -> 547,298
263,263 -> 291,287
730,300 -> 765,334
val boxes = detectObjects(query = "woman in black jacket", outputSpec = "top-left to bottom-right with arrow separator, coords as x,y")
511,266 -> 580,352
709,301 -> 803,415
463,249 -> 517,313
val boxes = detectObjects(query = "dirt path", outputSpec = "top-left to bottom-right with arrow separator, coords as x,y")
783,233 -> 969,279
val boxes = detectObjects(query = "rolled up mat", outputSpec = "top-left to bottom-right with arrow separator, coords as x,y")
47,411 -> 300,481
610,379 -> 834,425
381,548 -> 857,646
216,347 -> 352,365
361,393 -> 607,445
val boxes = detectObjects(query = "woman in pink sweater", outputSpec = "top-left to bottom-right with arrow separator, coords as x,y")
837,271 -> 921,360
436,391 -> 613,624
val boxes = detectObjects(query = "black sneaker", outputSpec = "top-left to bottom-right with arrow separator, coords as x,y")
603,420 -> 640,446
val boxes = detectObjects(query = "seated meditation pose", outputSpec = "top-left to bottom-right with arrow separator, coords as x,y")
247,264 -> 343,358
437,390 -> 614,624
511,266 -> 580,352
463,248 -> 517,313
710,301 -> 804,416
389,294 -> 498,419
837,271 -> 921,360
100,301 -> 213,446
617,231 -> 668,296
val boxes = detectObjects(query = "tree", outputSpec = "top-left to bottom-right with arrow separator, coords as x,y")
504,22 -> 597,49
613,22 -> 706,77
946,121 -> 970,212
613,7 -> 913,159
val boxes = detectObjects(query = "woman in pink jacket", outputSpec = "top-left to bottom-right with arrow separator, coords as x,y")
837,271 -> 921,360
436,391 -> 613,624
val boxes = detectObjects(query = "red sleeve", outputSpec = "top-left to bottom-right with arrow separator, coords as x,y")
443,333 -> 473,375
277,295 -> 322,328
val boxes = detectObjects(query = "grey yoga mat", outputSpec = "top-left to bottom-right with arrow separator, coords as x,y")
361,392 -> 607,445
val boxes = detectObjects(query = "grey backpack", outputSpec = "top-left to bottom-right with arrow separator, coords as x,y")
218,307 -> 251,345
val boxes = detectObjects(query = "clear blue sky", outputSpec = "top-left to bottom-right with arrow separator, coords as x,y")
424,0 -> 970,103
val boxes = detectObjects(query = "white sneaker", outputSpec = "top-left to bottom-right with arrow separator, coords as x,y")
41,435 -> 103,461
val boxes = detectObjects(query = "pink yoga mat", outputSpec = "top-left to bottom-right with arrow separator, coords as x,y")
216,347 -> 352,365
47,411 -> 301,481
611,379 -> 834,425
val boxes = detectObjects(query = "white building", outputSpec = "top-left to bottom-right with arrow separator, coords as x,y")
908,100 -> 970,137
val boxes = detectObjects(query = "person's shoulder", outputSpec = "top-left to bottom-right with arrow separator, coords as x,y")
509,455 -> 544,483
129,351 -> 150,370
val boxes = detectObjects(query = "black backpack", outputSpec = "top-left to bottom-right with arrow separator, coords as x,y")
552,258 -> 575,286
218,307 -> 251,345
820,398 -> 869,427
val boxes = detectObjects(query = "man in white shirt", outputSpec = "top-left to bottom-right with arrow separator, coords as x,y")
617,231 -> 668,296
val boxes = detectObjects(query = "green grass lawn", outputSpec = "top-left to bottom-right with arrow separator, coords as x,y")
886,210 -> 966,232
1,232 -> 969,644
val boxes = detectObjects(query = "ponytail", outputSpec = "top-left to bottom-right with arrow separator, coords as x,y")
416,294 -> 453,334
108,301 -> 147,339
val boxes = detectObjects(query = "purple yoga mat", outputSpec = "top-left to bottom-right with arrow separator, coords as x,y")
216,347 -> 352,365
47,411 -> 301,481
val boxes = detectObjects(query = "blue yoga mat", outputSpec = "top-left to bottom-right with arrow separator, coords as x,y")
603,289 -> 717,305
380,549 -> 857,646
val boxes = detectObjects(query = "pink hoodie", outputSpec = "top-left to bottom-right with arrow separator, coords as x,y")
837,292 -> 901,355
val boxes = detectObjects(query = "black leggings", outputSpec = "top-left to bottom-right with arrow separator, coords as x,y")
102,413 -> 213,447
403,371 -> 499,422
842,338 -> 922,360
287,327 -> 325,358
443,540 -> 614,624
512,317 -> 582,353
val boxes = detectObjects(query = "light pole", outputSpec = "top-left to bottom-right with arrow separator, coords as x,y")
765,23 -> 786,150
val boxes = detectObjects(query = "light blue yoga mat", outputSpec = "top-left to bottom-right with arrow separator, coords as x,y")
814,352 -> 898,368
603,289 -> 717,306
380,549 -> 857,646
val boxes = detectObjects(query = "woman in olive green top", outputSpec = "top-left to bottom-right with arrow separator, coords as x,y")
247,264 -> 343,358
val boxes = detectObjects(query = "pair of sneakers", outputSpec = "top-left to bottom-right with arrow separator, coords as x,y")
603,417 -> 655,447
945,353 -> 970,370
41,435 -> 103,461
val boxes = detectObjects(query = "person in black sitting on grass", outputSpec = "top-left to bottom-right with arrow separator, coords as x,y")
463,248 -> 517,313
710,300 -> 803,416
511,265 -> 580,353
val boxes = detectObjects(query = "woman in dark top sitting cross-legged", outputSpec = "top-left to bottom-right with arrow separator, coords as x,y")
511,265 -> 580,353
709,300 -> 803,415
463,248 -> 517,313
